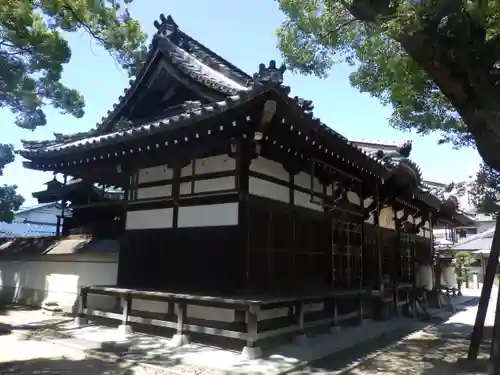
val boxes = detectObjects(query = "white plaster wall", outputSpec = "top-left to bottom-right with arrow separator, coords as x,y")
132,300 -> 324,323
249,157 -> 325,211
195,155 -> 236,175
249,177 -> 289,203
294,190 -> 323,211
0,257 -> 118,310
250,157 -> 288,181
136,185 -> 172,200
177,203 -> 239,228
181,155 -> 236,195
130,300 -> 237,322
194,177 -> 235,193
125,208 -> 174,230
138,165 -> 173,184
295,171 -> 323,194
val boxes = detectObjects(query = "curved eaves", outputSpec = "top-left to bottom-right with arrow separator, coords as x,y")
18,81 -> 278,158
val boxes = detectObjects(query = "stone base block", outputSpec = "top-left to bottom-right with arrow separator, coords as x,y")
295,334 -> 308,345
329,326 -> 341,333
170,333 -> 189,347
73,316 -> 88,327
117,324 -> 133,336
241,346 -> 262,360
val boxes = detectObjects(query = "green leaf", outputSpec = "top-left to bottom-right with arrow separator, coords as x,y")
0,0 -> 147,173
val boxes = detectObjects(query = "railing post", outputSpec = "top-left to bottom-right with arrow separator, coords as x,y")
294,301 -> 308,345
171,302 -> 189,347
117,294 -> 133,335
74,287 -> 88,327
358,293 -> 365,324
328,297 -> 340,333
241,304 -> 261,359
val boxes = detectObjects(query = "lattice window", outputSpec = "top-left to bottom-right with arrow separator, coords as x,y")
332,220 -> 363,289
399,232 -> 416,283
380,228 -> 396,283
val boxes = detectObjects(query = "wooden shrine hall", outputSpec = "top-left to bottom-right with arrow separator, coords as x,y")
19,14 -> 470,356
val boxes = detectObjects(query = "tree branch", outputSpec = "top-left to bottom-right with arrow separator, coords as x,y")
318,18 -> 358,40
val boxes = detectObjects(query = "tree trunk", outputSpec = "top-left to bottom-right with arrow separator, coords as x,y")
469,213 -> 500,360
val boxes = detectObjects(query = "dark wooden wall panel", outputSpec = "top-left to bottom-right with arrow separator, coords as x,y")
117,226 -> 243,293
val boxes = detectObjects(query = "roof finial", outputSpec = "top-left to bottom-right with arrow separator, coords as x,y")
252,60 -> 286,84
154,14 -> 178,39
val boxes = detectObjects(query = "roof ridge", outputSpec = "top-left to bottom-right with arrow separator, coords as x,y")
153,14 -> 252,86
93,13 -> 253,134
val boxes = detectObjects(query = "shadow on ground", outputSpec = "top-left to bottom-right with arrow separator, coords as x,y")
0,357 -> 139,375
292,320 -> 493,375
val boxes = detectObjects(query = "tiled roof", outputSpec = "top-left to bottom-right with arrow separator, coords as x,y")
95,14 -> 252,133
451,227 -> 495,251
14,202 -> 58,215
16,13 -> 457,214
0,222 -> 56,238
19,81 -> 276,158
0,236 -> 119,257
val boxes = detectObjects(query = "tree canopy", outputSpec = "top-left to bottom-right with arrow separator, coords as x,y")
277,1 -> 500,167
0,185 -> 24,222
0,0 -> 147,221
276,0 -> 500,215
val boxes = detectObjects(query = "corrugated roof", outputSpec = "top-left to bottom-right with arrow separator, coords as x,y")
451,227 -> 495,251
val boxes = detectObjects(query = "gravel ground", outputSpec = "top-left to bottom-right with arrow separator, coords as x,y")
0,330 -> 168,375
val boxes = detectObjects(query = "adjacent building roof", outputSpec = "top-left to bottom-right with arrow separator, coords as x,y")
32,177 -> 124,204
0,236 -> 119,257
0,222 -> 56,238
451,227 -> 495,251
14,202 -> 58,215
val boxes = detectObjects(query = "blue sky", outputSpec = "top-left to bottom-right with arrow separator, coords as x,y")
1,0 -> 481,206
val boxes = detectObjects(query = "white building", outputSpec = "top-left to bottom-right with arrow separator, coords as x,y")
0,202 -> 69,237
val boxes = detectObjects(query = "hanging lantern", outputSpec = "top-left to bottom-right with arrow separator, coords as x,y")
416,264 -> 434,291
441,264 -> 457,288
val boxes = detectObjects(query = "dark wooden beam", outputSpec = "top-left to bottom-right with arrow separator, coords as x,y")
236,138 -> 252,291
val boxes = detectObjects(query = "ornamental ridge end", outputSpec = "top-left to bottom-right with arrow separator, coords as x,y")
253,60 -> 286,85
154,14 -> 178,39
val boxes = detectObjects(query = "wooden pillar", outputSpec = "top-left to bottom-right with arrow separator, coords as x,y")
242,304 -> 261,359
235,139 -> 252,291
358,293 -> 364,324
117,164 -> 133,287
283,161 -> 299,290
169,159 -> 186,290
294,301 -> 307,344
176,302 -> 187,335
78,288 -> 88,317
469,214 -> 500,360
55,216 -> 61,237
375,186 -> 384,293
